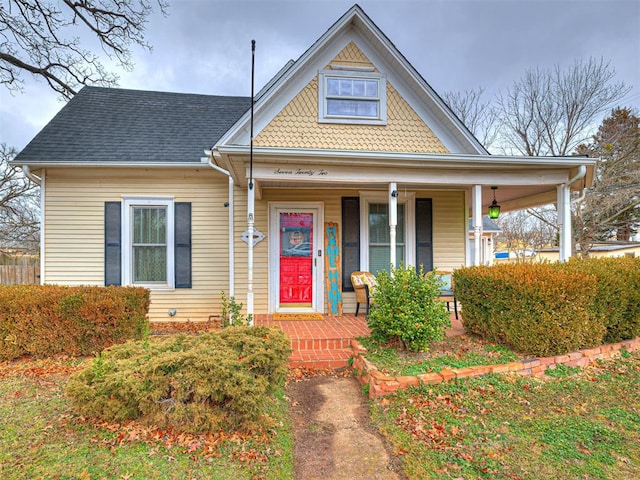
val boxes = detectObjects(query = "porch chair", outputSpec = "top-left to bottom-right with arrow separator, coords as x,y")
431,270 -> 459,319
350,271 -> 376,317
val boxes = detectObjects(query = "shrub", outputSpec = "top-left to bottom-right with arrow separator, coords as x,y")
367,264 -> 451,352
0,285 -> 149,360
563,257 -> 640,343
454,263 -> 606,356
220,291 -> 248,327
65,326 -> 291,434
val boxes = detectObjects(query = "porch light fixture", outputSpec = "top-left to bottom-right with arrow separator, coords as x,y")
488,186 -> 501,219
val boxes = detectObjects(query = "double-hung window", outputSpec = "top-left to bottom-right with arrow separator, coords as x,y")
318,69 -> 387,125
122,197 -> 175,288
368,203 -> 405,274
359,192 -> 415,275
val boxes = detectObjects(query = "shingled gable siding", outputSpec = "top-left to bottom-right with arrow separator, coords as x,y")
44,168 -> 227,323
254,43 -> 449,154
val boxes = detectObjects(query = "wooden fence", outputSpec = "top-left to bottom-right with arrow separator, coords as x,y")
0,266 -> 40,285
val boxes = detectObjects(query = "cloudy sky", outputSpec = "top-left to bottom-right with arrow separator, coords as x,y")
1,0 -> 639,151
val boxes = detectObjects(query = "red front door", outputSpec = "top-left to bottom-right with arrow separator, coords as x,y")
279,212 -> 313,307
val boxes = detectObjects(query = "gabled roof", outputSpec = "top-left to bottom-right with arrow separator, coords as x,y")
14,87 -> 250,166
468,216 -> 502,233
215,4 -> 487,155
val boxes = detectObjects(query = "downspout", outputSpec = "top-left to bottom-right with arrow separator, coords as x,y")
205,151 -> 235,301
22,166 -> 44,284
22,165 -> 41,186
559,165 -> 587,261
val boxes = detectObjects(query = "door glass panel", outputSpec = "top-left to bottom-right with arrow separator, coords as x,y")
279,212 -> 313,307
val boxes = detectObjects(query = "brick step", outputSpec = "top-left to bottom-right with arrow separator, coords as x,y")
290,337 -> 354,351
288,348 -> 353,369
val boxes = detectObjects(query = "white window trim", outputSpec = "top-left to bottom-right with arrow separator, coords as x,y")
318,69 -> 387,125
122,196 -> 175,290
359,191 -> 415,272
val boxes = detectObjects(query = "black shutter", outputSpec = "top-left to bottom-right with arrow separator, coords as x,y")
416,198 -> 433,273
174,202 -> 192,288
342,197 -> 360,291
104,202 -> 122,286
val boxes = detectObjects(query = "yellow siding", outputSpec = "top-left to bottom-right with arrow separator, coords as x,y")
45,169 -> 465,319
232,188 -> 466,314
44,168 -> 229,323
431,191 -> 467,271
254,44 -> 448,154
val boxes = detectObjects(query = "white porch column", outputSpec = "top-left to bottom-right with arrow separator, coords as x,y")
389,182 -> 398,269
472,185 -> 483,267
247,184 -> 255,324
558,184 -> 572,262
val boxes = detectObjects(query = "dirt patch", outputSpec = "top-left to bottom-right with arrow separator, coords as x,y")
287,369 -> 404,480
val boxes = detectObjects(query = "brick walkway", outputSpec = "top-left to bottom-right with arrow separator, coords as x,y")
255,312 -> 464,368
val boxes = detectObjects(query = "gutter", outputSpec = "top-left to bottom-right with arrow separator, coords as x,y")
204,150 -> 235,300
215,145 -> 599,168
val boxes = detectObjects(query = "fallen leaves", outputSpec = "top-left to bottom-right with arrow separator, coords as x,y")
149,320 -> 221,335
0,355 -> 86,379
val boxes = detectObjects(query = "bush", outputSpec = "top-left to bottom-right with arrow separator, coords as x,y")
0,285 -> 149,360
454,263 -> 606,356
367,264 -> 451,352
563,257 -> 640,343
65,326 -> 291,434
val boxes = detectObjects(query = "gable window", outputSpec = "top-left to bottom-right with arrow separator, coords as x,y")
122,197 -> 175,288
318,69 -> 387,125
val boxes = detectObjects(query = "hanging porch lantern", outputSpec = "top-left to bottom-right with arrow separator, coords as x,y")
488,186 -> 501,219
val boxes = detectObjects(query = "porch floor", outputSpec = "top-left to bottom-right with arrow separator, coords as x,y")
255,311 -> 465,369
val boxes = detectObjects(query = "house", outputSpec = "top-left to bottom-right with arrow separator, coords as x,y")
537,242 -> 640,262
468,216 -> 501,266
13,5 -> 595,323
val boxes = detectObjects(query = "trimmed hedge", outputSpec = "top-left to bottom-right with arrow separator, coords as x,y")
563,257 -> 640,343
65,326 -> 291,433
455,258 -> 640,356
454,263 -> 606,356
0,285 -> 149,360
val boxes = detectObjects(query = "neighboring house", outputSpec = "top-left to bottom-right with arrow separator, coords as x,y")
537,242 -> 640,262
468,216 -> 501,266
13,5 -> 595,322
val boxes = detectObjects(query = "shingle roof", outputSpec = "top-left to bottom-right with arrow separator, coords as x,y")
14,86 -> 251,165
468,216 -> 502,233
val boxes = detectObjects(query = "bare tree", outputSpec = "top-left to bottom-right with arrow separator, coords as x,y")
0,143 -> 39,253
496,209 -> 556,261
0,0 -> 168,99
442,87 -> 501,152
497,57 -> 630,156
573,107 -> 640,255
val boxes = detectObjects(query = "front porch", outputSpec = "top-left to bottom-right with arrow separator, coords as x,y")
255,311 -> 464,369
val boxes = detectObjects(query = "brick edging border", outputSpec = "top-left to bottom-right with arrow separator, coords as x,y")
350,337 -> 640,399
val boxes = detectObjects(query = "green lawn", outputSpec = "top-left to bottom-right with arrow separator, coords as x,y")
0,357 -> 293,480
370,350 -> 640,479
